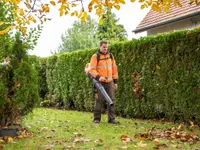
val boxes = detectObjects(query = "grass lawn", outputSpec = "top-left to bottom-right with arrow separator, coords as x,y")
3,108 -> 200,150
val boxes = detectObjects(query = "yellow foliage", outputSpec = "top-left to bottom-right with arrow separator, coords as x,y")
107,3 -> 113,8
146,0 -> 152,6
99,17 -> 103,25
152,3 -> 161,12
141,4 -> 146,9
60,11 -> 64,16
114,5 -> 120,10
71,12 -> 75,16
119,0 -> 125,4
50,1 -> 56,6
0,26 -> 12,35
0,0 -> 198,36
19,8 -> 24,16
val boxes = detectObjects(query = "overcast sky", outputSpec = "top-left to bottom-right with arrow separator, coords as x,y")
28,1 -> 150,57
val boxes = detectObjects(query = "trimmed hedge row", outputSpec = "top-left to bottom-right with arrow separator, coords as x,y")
38,29 -> 200,124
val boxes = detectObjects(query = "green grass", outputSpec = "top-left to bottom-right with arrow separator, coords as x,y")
3,108 -> 200,150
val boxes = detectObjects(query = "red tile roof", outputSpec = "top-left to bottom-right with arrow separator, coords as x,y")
133,0 -> 200,33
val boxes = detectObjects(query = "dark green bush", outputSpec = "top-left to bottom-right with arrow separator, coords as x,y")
0,34 -> 39,126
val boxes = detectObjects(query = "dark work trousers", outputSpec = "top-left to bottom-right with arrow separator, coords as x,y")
93,81 -> 115,122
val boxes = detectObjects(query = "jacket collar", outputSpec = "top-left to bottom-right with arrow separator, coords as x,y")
98,49 -> 109,55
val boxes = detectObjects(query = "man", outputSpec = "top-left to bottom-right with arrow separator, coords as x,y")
88,40 -> 119,124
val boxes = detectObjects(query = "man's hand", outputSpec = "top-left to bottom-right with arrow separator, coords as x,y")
99,77 -> 106,82
114,84 -> 118,90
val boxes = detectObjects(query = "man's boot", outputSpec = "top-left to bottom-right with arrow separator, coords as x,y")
108,119 -> 120,124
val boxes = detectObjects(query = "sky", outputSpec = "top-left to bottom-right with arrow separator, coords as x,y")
28,1 -> 150,57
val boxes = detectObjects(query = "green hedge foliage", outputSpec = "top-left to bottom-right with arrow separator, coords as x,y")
37,29 -> 200,124
0,34 -> 39,125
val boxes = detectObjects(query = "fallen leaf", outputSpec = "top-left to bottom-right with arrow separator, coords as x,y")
177,123 -> 184,130
121,135 -> 128,140
137,141 -> 147,147
94,138 -> 104,143
134,126 -> 199,143
73,138 -> 91,143
0,139 -> 5,144
7,137 -> 14,143
121,146 -> 129,149
17,135 -> 24,139
153,138 -> 159,145
45,135 -> 54,139
45,143 -> 55,149
74,132 -> 82,137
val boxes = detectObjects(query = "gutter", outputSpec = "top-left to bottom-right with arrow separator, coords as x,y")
132,11 -> 200,33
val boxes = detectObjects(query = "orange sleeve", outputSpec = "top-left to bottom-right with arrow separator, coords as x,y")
88,54 -> 101,80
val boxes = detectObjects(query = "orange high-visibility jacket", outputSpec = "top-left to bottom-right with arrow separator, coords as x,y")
89,50 -> 118,83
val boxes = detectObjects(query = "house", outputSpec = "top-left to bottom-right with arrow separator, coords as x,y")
132,0 -> 200,36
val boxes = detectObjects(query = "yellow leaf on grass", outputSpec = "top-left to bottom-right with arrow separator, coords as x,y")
0,139 -> 5,144
17,135 -> 24,139
50,1 -> 56,6
137,141 -> 147,147
7,137 -> 14,143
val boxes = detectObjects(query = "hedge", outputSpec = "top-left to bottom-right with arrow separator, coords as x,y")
37,28 -> 200,124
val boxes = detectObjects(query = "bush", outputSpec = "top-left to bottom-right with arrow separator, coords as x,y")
39,28 -> 200,124
0,34 -> 39,126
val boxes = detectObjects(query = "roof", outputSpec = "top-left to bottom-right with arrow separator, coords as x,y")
133,0 -> 200,33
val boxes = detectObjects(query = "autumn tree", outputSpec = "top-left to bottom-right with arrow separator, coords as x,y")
0,0 -> 199,36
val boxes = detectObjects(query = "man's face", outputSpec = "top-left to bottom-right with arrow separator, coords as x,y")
100,43 -> 108,54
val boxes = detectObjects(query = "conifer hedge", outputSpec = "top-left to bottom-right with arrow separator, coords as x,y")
0,34 -> 39,126
30,28 -> 200,124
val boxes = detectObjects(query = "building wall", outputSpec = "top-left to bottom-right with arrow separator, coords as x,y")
147,15 -> 200,36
